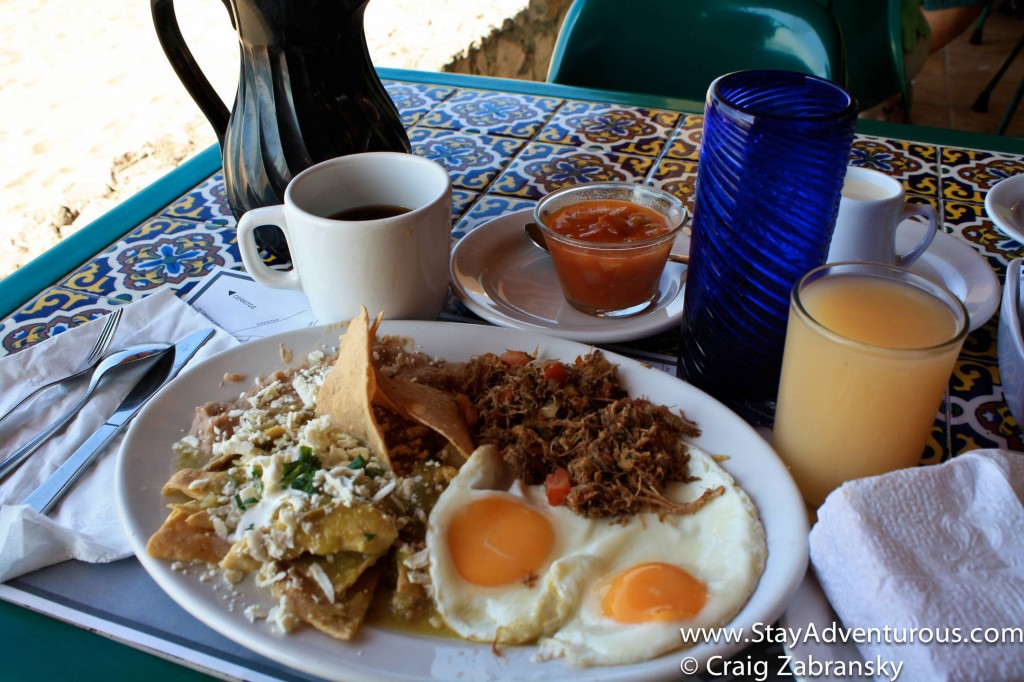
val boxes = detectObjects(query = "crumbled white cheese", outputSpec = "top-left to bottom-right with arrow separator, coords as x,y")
299,415 -> 336,452
222,569 -> 244,584
321,470 -> 356,506
292,373 -> 320,409
172,434 -> 204,468
307,562 -> 335,603
407,570 -> 431,586
249,380 -> 283,408
256,564 -> 287,587
268,595 -> 299,633
211,515 -> 230,540
403,547 -> 430,570
372,480 -> 397,503
244,604 -> 267,622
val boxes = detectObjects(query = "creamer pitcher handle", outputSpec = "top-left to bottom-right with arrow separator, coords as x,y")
237,206 -> 303,291
151,0 -> 231,146
895,203 -> 938,268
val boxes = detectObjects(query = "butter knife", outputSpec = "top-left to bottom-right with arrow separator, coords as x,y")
23,327 -> 216,514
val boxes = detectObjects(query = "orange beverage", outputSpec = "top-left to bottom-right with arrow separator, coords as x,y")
534,184 -> 686,318
772,262 -> 968,507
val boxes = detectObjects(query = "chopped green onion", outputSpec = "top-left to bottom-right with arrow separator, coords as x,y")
234,493 -> 258,510
281,448 -> 321,494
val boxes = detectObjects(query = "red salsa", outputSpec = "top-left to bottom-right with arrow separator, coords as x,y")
548,199 -> 672,242
543,199 -> 676,314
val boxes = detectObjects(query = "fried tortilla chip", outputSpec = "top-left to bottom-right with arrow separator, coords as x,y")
274,562 -> 382,640
146,504 -> 231,563
374,373 -> 474,462
290,552 -> 379,597
316,308 -> 391,468
161,468 -> 229,499
219,500 -> 398,570
390,542 -> 434,619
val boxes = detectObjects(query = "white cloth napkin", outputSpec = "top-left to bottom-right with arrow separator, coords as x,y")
0,289 -> 238,582
810,449 -> 1024,682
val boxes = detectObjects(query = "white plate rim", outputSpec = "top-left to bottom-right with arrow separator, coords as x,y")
116,321 -> 809,682
985,173 -> 1024,243
449,209 -> 687,344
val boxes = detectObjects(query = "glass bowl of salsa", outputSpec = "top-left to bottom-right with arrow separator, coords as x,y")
533,183 -> 687,317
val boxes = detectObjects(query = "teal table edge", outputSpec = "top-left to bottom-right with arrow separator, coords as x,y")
0,144 -> 222,320
0,598 -> 213,682
0,67 -> 1021,321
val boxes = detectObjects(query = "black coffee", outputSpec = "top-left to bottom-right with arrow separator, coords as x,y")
328,204 -> 411,221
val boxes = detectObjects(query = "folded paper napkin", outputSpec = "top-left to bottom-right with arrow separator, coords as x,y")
0,290 -> 238,582
810,449 -> 1024,681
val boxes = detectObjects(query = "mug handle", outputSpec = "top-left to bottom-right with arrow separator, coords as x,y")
895,203 -> 938,268
237,206 -> 302,290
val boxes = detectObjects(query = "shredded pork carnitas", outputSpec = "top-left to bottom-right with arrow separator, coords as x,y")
385,347 -> 717,518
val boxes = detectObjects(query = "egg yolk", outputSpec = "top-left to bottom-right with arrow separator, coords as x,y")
602,562 -> 707,623
446,497 -> 555,587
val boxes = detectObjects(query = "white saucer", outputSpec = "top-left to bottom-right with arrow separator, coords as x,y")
898,228 -> 999,331
985,173 -> 1024,243
998,258 -> 1024,426
449,208 -> 687,343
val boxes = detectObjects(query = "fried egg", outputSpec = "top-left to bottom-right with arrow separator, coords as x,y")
425,446 -> 612,643
426,445 -> 767,666
535,449 -> 767,665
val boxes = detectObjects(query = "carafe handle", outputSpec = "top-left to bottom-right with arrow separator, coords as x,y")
150,0 -> 231,146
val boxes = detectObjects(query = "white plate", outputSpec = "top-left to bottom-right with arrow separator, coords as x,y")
898,228 -> 999,331
779,570 -> 864,681
450,209 -> 687,343
117,322 -> 809,682
985,173 -> 1024,243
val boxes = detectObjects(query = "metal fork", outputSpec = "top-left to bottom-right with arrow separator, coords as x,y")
83,308 -> 123,366
0,308 -> 123,426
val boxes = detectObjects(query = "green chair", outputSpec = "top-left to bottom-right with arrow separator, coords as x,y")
822,0 -> 911,115
546,0 -> 847,102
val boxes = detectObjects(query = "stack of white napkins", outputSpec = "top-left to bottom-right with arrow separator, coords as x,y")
810,449 -> 1024,681
0,290 -> 238,582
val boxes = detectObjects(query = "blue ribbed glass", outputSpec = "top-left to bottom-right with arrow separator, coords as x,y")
678,70 -> 857,423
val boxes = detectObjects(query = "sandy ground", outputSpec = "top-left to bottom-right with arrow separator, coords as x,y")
0,0 -> 527,280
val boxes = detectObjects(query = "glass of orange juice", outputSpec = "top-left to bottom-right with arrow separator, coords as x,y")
772,261 -> 969,508
533,183 -> 686,317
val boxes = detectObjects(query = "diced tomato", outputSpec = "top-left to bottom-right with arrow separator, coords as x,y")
545,467 -> 571,506
542,360 -> 566,385
499,350 -> 532,367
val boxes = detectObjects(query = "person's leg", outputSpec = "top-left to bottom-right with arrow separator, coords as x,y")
923,1 -> 986,52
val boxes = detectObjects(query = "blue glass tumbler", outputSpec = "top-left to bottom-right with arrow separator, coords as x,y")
678,70 -> 857,423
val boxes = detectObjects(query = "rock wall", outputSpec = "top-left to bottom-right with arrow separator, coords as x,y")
443,0 -> 573,81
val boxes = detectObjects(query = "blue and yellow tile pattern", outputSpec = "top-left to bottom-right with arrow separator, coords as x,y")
3,78 -> 1023,464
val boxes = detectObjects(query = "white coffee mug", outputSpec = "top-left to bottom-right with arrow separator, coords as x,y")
827,166 -> 937,267
237,153 -> 452,323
